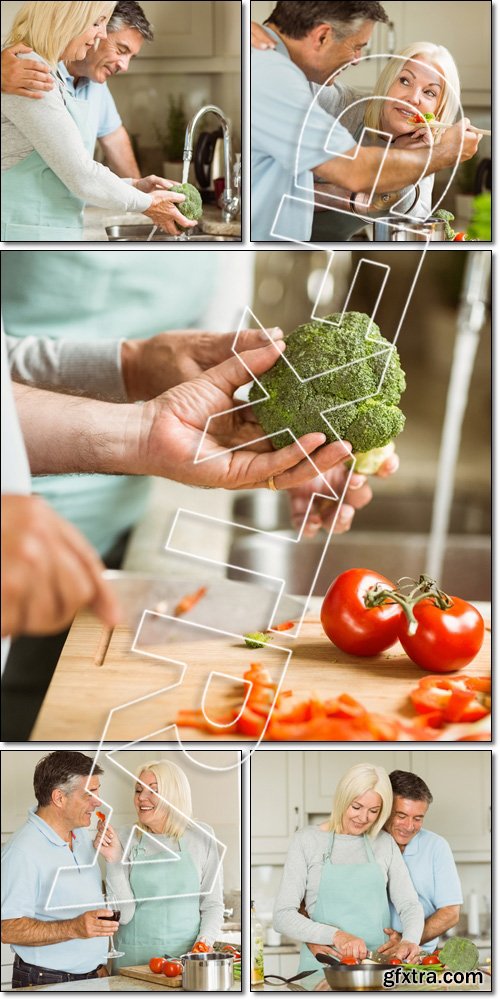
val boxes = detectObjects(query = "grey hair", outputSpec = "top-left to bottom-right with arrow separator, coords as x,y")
331,16 -> 367,40
108,0 -> 154,41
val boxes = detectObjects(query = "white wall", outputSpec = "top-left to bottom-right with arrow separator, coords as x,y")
1,747 -> 241,891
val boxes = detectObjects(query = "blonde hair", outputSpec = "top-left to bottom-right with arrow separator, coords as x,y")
327,763 -> 393,837
135,760 -> 193,840
364,42 -> 461,132
5,2 -> 116,67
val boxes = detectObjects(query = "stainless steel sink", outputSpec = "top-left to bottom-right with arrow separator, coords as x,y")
227,493 -> 491,600
228,530 -> 491,601
105,224 -> 240,242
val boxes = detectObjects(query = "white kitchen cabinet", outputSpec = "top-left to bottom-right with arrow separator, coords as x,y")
410,751 -> 491,861
303,751 -> 411,816
251,752 -> 304,862
141,2 -> 214,57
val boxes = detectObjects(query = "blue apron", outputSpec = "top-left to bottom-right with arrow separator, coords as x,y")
114,835 -> 202,969
299,833 -> 391,972
1,68 -> 94,241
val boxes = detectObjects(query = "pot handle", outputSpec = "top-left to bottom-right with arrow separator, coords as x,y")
264,970 -> 316,985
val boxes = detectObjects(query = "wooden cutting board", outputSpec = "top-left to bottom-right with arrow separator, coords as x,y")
30,604 -> 490,742
119,965 -> 182,989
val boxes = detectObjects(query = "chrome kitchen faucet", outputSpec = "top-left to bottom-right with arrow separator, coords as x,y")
183,105 -> 240,223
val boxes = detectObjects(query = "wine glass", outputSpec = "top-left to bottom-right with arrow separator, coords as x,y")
99,892 -> 124,959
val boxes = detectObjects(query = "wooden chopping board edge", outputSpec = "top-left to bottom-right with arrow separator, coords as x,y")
119,965 -> 182,989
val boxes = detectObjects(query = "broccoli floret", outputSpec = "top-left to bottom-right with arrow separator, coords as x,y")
244,632 -> 270,649
249,312 -> 406,471
439,938 -> 479,973
169,182 -> 203,222
434,208 -> 457,241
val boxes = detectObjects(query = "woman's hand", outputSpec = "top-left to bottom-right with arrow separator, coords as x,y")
377,928 -> 402,955
1,45 -> 54,99
144,191 -> 197,236
392,128 -> 434,149
287,450 -> 399,538
333,931 -> 368,960
392,940 -> 421,963
138,341 -> 353,490
132,175 -> 174,194
251,21 -> 277,49
307,943 -> 341,960
93,820 -> 123,864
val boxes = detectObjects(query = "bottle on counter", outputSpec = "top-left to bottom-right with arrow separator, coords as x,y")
251,901 -> 265,985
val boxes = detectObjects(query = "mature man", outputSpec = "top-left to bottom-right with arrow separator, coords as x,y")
251,0 -> 480,241
380,770 -> 462,955
1,751 -> 115,988
1,0 -> 151,180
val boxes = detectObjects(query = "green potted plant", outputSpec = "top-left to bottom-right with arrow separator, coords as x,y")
158,95 -> 188,183
454,154 -> 479,225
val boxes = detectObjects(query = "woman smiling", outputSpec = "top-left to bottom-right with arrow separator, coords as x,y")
94,760 -> 224,968
1,2 -> 191,239
273,763 -> 424,970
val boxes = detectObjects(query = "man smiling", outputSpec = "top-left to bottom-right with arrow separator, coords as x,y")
1,1 -> 153,179
1,751 -> 117,989
379,770 -> 463,955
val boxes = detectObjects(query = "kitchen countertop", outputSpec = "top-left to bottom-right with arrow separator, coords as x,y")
252,969 -> 491,992
12,975 -> 242,992
83,203 -> 240,241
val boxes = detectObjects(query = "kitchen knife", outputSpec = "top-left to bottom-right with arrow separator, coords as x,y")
102,570 -> 304,641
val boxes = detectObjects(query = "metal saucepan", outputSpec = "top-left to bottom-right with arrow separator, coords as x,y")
180,951 -> 234,991
316,952 -> 396,991
373,217 -> 447,241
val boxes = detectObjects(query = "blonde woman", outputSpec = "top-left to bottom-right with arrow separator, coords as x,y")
1,2 -> 192,240
95,761 -> 224,967
311,42 -> 461,240
273,764 -> 424,973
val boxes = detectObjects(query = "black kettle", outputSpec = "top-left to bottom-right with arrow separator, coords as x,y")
194,127 -> 224,190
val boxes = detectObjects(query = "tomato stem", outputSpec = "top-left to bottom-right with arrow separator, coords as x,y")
364,574 -> 454,633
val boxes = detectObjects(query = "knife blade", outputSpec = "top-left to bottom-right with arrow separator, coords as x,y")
102,570 -> 304,641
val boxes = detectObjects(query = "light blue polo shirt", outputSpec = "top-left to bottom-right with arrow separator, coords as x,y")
58,62 -> 122,144
251,30 -> 355,242
1,807 -> 107,974
389,829 -> 463,952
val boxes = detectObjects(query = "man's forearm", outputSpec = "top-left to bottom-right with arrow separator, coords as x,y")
315,146 -> 434,193
2,917 -> 78,947
13,383 -> 142,476
421,906 -> 461,945
98,126 -> 141,178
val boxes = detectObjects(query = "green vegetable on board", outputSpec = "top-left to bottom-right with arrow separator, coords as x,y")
438,937 -> 479,973
249,312 -> 406,474
244,632 -> 270,649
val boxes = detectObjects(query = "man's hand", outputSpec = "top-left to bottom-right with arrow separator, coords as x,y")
288,450 -> 399,537
1,495 -> 120,638
1,45 -> 54,98
251,21 -> 277,49
144,191 -> 197,235
437,119 -> 481,164
94,821 -> 122,863
71,910 -> 120,939
333,931 -> 368,960
121,327 -> 284,401
132,175 -> 174,194
139,341 -> 353,490
377,928 -> 402,955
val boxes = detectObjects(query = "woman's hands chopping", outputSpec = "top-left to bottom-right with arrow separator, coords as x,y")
333,931 -> 368,961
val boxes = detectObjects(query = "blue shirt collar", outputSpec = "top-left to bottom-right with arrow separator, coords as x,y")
27,805 -> 69,847
264,27 -> 291,62
58,61 -> 89,92
401,829 -> 423,857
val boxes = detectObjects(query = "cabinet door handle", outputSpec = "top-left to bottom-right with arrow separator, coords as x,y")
294,806 -> 300,831
387,21 -> 396,54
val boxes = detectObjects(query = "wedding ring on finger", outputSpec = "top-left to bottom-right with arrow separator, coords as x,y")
267,476 -> 278,491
